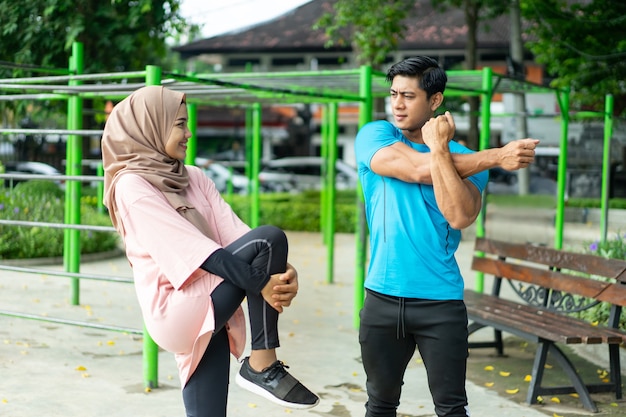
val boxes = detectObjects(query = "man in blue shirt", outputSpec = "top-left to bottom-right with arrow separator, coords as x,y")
355,56 -> 539,417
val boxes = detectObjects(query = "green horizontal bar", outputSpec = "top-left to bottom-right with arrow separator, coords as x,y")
0,310 -> 142,334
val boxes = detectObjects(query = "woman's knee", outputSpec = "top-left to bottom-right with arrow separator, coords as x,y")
254,225 -> 287,246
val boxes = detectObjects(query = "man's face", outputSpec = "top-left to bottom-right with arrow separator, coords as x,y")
389,75 -> 440,136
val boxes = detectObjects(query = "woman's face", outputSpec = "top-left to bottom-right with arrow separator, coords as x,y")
165,102 -> 192,160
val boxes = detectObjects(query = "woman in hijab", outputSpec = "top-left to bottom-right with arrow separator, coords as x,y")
102,85 -> 319,416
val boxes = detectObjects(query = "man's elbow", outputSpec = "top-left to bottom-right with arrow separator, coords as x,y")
447,211 -> 479,230
449,218 -> 472,230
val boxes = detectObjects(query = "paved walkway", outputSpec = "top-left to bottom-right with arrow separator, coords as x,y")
0,211 -> 621,417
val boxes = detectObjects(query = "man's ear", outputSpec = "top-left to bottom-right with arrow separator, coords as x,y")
430,92 -> 444,111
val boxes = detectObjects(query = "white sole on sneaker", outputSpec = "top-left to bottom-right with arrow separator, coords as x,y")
235,372 -> 319,410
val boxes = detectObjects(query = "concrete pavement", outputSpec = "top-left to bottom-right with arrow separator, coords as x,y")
0,211 -> 622,417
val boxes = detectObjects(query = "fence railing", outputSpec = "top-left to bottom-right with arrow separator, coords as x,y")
0,171 -> 160,388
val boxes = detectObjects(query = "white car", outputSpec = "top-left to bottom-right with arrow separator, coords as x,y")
202,162 -> 249,195
258,157 -> 358,192
3,161 -> 65,189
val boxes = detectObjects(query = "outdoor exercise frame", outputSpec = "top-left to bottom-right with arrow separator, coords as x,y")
0,42 -> 618,388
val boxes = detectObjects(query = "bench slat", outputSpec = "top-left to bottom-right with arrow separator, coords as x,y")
471,257 -> 626,306
468,237 -> 626,412
465,291 -> 626,344
474,237 -> 626,283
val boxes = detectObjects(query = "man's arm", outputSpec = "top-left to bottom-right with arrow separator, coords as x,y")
370,120 -> 538,183
421,113 -> 482,229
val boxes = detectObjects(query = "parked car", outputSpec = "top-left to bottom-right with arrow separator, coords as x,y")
489,167 -> 517,185
201,161 -> 249,195
259,156 -> 358,192
2,161 -> 65,189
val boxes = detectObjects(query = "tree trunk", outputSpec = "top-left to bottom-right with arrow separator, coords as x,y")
464,0 -> 480,151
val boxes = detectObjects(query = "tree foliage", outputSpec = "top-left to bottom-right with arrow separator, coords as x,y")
522,0 -> 626,115
314,0 -> 415,67
0,0 -> 197,128
432,0 -> 511,150
314,0 -> 511,145
0,0 -> 195,75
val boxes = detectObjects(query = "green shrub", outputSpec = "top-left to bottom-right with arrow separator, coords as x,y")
225,190 -> 359,233
0,181 -> 119,260
566,198 -> 626,209
14,179 -> 65,198
572,233 -> 626,330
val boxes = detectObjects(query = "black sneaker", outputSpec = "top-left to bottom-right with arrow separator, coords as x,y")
235,357 -> 319,409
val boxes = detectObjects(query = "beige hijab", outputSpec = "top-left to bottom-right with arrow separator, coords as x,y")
102,85 -> 212,238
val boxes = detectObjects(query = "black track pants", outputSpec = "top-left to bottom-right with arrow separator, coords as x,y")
182,225 -> 288,417
359,289 -> 470,417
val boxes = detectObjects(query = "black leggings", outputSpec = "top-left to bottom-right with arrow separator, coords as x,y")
359,289 -> 470,417
182,225 -> 288,417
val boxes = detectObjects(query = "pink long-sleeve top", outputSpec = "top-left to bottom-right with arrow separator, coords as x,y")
113,165 -> 249,386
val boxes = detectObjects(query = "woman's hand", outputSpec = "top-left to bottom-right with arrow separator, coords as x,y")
261,263 -> 299,313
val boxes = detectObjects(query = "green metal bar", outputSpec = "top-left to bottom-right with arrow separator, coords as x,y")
354,65 -> 373,328
320,105 -> 329,243
97,163 -> 105,214
474,67 -> 493,294
145,65 -> 162,86
226,165 -> 234,196
250,103 -> 262,228
0,310 -> 141,334
64,42 -> 84,306
187,68 -> 368,80
143,64 -> 162,390
185,102 -> 198,166
601,94 -> 614,242
0,71 -> 146,84
554,89 -> 570,250
245,107 -> 253,207
326,103 -> 339,284
166,72 -> 366,103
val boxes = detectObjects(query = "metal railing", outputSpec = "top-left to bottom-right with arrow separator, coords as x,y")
0,170 -> 160,388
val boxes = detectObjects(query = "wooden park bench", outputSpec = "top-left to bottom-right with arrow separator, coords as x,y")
465,237 -> 626,412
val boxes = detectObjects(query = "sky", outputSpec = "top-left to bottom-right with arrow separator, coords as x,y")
179,0 -> 312,39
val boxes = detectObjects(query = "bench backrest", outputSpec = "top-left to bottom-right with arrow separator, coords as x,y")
471,237 -> 626,309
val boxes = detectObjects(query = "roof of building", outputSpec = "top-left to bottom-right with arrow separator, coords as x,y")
173,0 -> 512,57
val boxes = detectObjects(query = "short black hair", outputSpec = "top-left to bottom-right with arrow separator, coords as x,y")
386,56 -> 447,98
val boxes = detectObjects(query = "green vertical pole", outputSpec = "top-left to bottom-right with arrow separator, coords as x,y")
326,103 -> 338,284
554,89 -> 570,250
143,64 -> 161,389
474,67 -> 493,294
63,76 -> 75,269
600,94 -> 614,243
145,65 -> 161,87
320,105 -> 329,242
97,163 -> 104,214
226,165 -> 234,196
185,102 -> 198,166
354,66 -> 373,328
64,42 -> 83,306
245,62 -> 255,213
250,103 -> 262,228
245,108 -> 253,202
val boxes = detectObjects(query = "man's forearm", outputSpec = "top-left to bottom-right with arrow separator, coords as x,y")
430,149 -> 482,229
450,148 -> 501,179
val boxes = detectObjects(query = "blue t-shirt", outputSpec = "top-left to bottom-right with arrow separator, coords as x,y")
354,120 -> 488,300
